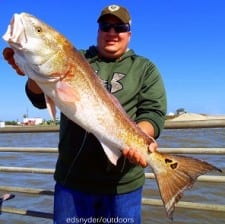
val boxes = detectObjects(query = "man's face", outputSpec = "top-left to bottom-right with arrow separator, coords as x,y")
97,15 -> 131,59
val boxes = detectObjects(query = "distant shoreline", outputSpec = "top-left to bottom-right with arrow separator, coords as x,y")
0,125 -> 59,133
0,113 -> 225,133
167,112 -> 225,121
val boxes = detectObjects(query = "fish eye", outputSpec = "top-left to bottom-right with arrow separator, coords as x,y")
35,26 -> 42,33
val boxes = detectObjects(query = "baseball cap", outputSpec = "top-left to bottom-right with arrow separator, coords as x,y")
97,5 -> 131,25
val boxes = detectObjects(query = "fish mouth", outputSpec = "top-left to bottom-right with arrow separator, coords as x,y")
2,13 -> 27,49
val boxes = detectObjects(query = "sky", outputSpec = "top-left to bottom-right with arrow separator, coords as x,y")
0,0 -> 224,121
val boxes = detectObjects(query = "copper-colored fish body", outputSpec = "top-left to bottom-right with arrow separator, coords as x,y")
2,12 -> 222,219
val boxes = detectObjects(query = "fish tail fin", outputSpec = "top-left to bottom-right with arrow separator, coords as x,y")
148,152 -> 222,219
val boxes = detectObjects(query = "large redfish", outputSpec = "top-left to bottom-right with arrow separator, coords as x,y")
2,13 -> 221,219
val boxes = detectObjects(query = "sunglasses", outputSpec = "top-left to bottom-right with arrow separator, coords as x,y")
99,23 -> 130,33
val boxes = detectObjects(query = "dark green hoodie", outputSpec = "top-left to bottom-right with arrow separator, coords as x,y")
26,46 -> 167,194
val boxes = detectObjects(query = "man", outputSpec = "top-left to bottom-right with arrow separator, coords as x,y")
3,4 -> 167,224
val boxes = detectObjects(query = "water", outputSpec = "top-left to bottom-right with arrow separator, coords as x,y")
0,128 -> 224,223
143,128 -> 225,224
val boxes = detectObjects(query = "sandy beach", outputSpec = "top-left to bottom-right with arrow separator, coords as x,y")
169,112 -> 225,121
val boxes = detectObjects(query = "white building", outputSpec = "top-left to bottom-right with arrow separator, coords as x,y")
23,117 -> 43,125
0,121 -> 5,128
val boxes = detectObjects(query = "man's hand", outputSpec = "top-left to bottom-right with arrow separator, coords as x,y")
123,140 -> 158,168
3,47 -> 42,94
123,121 -> 158,168
3,47 -> 25,75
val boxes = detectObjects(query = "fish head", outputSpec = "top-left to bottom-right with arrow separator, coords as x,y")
2,12 -> 73,83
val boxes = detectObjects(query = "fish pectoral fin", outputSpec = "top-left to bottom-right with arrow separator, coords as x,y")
56,81 -> 80,103
100,142 -> 121,166
45,95 -> 56,120
149,152 -> 222,220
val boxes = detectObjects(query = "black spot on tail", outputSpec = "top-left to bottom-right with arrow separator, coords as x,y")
165,158 -> 178,170
165,158 -> 173,163
170,162 -> 178,169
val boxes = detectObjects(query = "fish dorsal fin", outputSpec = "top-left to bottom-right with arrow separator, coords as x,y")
100,142 -> 121,166
45,95 -> 56,120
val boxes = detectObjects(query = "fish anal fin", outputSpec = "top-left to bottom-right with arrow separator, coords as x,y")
100,142 -> 121,166
149,152 -> 222,219
45,95 -> 56,120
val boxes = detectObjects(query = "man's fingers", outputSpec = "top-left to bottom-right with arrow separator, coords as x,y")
147,137 -> 158,153
122,138 -> 158,167
123,148 -> 148,168
149,142 -> 157,153
3,47 -> 14,60
3,47 -> 25,76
